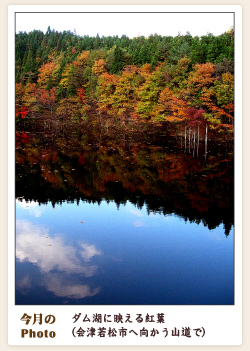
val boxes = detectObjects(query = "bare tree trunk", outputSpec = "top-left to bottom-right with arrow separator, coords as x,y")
193,130 -> 195,157
189,128 -> 191,153
197,125 -> 199,157
98,101 -> 102,128
205,123 -> 208,161
184,126 -> 187,152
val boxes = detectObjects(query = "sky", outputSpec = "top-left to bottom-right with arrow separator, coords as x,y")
15,11 -> 234,38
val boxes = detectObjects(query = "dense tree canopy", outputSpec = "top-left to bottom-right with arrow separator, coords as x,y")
15,27 -> 234,137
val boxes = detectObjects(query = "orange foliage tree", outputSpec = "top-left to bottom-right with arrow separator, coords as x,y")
154,87 -> 188,124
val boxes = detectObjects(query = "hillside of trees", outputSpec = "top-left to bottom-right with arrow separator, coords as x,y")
15,27 -> 234,138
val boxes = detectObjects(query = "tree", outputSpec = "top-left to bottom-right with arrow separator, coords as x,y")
211,72 -> 234,129
37,61 -> 56,88
108,66 -> 140,120
108,45 -> 131,74
169,56 -> 191,93
21,83 -> 38,113
55,97 -> 82,123
37,87 -> 57,117
186,107 -> 205,128
96,72 -> 118,113
155,87 -> 188,123
186,62 -> 215,109
92,59 -> 106,76
136,67 -> 166,120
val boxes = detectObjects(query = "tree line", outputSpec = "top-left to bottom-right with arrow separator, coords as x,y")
15,27 -> 234,138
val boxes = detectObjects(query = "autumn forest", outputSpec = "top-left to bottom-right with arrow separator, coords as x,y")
16,27 -> 234,138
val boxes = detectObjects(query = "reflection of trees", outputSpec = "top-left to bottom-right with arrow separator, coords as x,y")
16,128 -> 234,236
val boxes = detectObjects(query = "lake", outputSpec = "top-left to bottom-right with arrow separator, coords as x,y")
15,123 -> 234,305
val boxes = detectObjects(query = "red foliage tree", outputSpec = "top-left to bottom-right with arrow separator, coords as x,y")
77,88 -> 86,103
16,106 -> 29,119
37,88 -> 57,117
186,107 -> 205,128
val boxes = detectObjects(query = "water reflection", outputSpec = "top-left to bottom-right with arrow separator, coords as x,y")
42,274 -> 100,299
16,219 -> 102,275
15,127 -> 234,304
16,198 -> 234,305
16,217 -> 101,300
16,129 -> 234,236
16,199 -> 43,218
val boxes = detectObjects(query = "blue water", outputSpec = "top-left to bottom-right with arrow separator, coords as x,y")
16,198 -> 234,305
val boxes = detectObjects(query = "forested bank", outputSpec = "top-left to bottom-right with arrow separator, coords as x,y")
15,27 -> 234,139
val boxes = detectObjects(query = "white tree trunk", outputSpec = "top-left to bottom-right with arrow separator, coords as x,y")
184,126 -> 187,152
205,124 -> 208,161
193,130 -> 195,157
197,125 -> 199,157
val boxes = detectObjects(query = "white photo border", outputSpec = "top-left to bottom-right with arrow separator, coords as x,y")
8,4 -> 242,346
